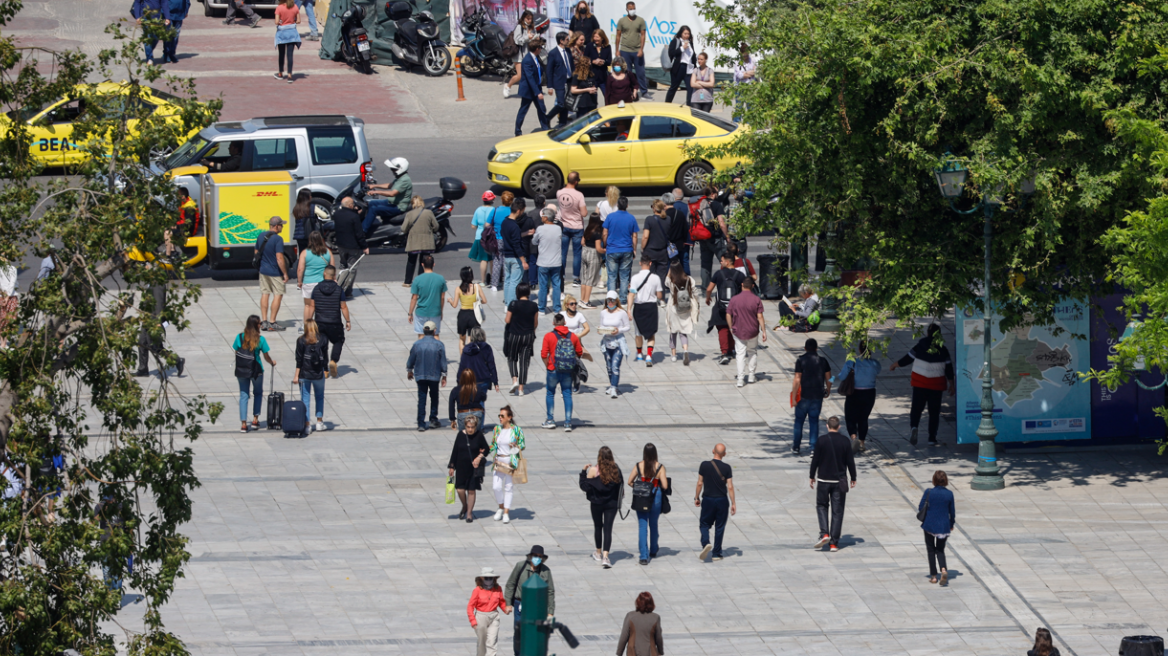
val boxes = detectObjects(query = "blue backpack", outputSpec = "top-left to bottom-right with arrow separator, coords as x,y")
554,332 -> 577,372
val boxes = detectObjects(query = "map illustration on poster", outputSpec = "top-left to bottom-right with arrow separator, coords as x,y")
955,303 -> 1092,443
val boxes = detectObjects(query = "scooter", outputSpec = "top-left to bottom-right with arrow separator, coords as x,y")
336,4 -> 374,74
321,173 -> 465,252
386,1 -> 452,77
457,7 -> 516,78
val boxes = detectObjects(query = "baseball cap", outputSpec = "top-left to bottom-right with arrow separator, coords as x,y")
423,320 -> 437,333
606,290 -> 619,300
482,190 -> 496,202
269,216 -> 285,226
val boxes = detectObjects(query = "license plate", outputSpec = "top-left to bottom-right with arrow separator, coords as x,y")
357,42 -> 371,52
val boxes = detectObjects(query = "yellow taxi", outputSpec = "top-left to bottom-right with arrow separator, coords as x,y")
0,82 -> 195,167
487,102 -> 745,197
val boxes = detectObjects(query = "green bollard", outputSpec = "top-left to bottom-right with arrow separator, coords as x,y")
519,573 -> 550,656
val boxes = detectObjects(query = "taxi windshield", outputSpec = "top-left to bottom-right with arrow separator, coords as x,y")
549,110 -> 601,142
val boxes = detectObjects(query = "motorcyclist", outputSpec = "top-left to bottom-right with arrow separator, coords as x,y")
363,157 -> 413,235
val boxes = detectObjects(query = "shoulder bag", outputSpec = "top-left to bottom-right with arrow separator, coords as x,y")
917,488 -> 932,523
838,368 -> 856,396
251,232 -> 271,270
512,452 -> 528,484
472,285 -> 485,324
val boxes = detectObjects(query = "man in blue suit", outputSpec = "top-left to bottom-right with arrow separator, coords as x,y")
130,0 -> 172,65
162,0 -> 190,64
546,32 -> 573,128
514,38 -> 550,137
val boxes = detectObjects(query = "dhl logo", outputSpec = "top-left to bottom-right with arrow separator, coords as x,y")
255,191 -> 279,197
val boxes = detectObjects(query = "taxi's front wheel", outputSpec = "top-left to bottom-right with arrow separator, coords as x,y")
677,161 -> 714,197
523,163 -> 562,198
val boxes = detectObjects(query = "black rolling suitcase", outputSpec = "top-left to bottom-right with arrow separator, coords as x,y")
266,373 -> 284,430
282,379 -> 308,438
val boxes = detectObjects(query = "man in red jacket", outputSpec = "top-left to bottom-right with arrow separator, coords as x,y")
540,313 -> 584,432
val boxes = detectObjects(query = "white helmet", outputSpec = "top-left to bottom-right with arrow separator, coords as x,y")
384,157 -> 409,176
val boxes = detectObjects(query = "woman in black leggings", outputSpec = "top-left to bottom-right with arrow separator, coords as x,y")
580,446 -> 622,569
833,341 -> 881,453
503,282 -> 539,396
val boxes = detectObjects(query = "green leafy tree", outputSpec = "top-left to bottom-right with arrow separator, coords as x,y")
1084,47 -> 1168,444
0,3 -> 220,653
695,0 -> 1168,340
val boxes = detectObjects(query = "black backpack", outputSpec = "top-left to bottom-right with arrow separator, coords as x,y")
234,334 -> 260,379
630,463 -> 661,513
252,232 -> 272,270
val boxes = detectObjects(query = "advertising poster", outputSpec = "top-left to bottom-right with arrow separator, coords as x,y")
1089,293 -> 1167,441
955,302 -> 1092,444
214,184 -> 292,248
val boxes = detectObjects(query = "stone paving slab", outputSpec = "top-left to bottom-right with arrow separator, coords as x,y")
102,281 -> 1168,656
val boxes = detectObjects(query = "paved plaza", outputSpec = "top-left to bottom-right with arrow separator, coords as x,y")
104,281 -> 1168,656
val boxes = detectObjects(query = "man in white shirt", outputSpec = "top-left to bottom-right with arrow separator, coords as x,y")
532,207 -> 564,314
626,255 -> 663,366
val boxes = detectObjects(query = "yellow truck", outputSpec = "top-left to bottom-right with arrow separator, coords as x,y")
131,170 -> 296,277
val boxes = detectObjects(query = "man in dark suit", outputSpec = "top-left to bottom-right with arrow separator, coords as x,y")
546,32 -> 573,128
514,38 -> 550,137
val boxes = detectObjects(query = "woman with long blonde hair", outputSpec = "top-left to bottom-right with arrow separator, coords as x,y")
597,185 -> 620,219
580,445 -> 622,568
293,318 -> 330,433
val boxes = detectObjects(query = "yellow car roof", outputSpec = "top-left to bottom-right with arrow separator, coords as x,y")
593,101 -> 699,120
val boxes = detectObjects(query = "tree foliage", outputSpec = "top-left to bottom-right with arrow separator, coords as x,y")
696,0 -> 1168,340
0,3 -> 220,653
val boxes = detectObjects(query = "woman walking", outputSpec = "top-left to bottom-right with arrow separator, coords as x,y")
919,470 -> 956,586
832,340 -> 880,453
586,30 -> 612,99
470,191 -> 497,286
467,567 -> 509,656
292,189 -> 314,252
233,315 -> 276,433
664,261 -> 699,365
490,405 -> 526,524
579,212 -> 605,308
569,52 -> 600,116
402,195 -> 438,286
605,56 -> 637,105
449,368 -> 489,432
460,326 -> 500,398
598,291 -> 630,398
504,282 -> 539,396
273,0 -> 301,82
448,413 -> 490,521
490,191 -> 515,292
580,446 -> 621,569
1028,628 -> 1060,656
450,266 -> 486,350
616,592 -> 664,656
665,25 -> 696,105
628,443 -> 668,565
293,319 -> 329,433
296,230 -> 332,328
689,51 -> 715,111
503,10 -> 537,97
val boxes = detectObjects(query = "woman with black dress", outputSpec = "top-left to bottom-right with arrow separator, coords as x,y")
568,0 -> 599,42
587,30 -> 612,99
569,51 -> 599,117
503,282 -> 539,396
580,446 -> 622,568
448,414 -> 490,522
665,25 -> 696,105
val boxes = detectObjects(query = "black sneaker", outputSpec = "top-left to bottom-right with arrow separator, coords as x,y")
638,558 -> 648,566
791,446 -> 800,455
429,418 -> 442,429
418,424 -> 428,432
176,357 -> 186,377
928,437 -> 938,445
222,18 -> 234,24
134,369 -> 150,377
910,427 -> 919,445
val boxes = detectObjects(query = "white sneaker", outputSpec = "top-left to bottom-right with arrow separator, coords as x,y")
316,420 -> 325,432
503,84 -> 511,98
542,420 -> 557,429
305,423 -> 313,434
494,509 -> 504,521
510,383 -> 520,395
671,354 -> 678,362
502,513 -> 511,524
564,421 -> 573,433
736,378 -> 745,388
517,389 -> 524,397
747,374 -> 757,384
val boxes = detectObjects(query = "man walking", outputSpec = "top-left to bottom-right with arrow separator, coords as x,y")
331,197 -> 368,299
890,323 -> 955,445
161,0 -> 189,63
255,216 -> 289,331
311,265 -> 350,379
792,338 -> 831,454
602,196 -> 639,298
809,417 -> 857,552
131,0 -> 172,65
666,190 -> 691,275
532,207 -> 563,314
514,38 -> 550,136
556,172 -> 587,286
614,1 -> 649,98
705,251 -> 745,364
223,0 -> 260,27
296,0 -> 319,40
135,274 -> 185,378
408,254 -> 447,340
540,314 -> 583,431
627,255 -> 663,366
546,32 -> 573,128
406,321 -> 447,431
695,443 -> 735,562
725,276 -> 766,387
504,546 -> 555,656
500,198 -> 529,306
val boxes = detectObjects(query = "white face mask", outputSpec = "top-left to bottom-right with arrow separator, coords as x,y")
627,9 -> 636,17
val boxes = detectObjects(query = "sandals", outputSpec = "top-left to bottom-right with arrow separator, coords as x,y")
940,571 -> 949,586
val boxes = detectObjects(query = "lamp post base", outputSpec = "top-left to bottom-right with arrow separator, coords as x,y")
970,473 -> 1005,490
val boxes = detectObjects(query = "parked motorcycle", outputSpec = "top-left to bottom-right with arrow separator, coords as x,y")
458,7 -> 549,78
386,1 -> 451,77
321,173 -> 465,252
337,4 -> 374,74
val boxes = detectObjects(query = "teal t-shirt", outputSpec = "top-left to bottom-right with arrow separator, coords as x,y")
411,272 -> 448,317
303,250 -> 332,284
232,334 -> 271,372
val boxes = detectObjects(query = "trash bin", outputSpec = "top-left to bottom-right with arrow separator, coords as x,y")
1119,635 -> 1163,656
756,254 -> 788,300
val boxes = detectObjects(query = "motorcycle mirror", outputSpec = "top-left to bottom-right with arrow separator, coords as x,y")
578,134 -> 591,145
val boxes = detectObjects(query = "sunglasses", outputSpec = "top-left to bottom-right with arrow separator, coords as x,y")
498,414 -> 507,418
568,303 -> 577,307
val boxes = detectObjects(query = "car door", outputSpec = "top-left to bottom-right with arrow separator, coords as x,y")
28,98 -> 84,167
305,126 -> 361,199
245,136 -> 307,184
631,115 -> 698,183
566,117 -> 633,184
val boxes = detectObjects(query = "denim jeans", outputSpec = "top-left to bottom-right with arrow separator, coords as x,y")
560,228 -> 583,279
416,379 -> 440,427
679,244 -> 691,275
363,199 -> 403,234
603,347 -> 623,387
299,377 -> 325,420
456,409 -> 485,433
103,555 -> 134,592
537,266 -> 562,313
794,397 -> 823,451
700,496 -> 730,557
606,251 -> 636,299
144,40 -> 160,62
296,0 -> 318,36
503,257 -> 525,306
238,374 -> 264,422
636,487 -> 662,560
512,597 -> 523,656
620,49 -> 648,93
162,20 -> 182,61
545,370 -> 573,424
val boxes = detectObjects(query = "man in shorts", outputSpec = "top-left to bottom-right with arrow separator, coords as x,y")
255,216 -> 289,331
408,254 -> 448,339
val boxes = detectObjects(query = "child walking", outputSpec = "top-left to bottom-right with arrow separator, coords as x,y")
467,566 -> 510,656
